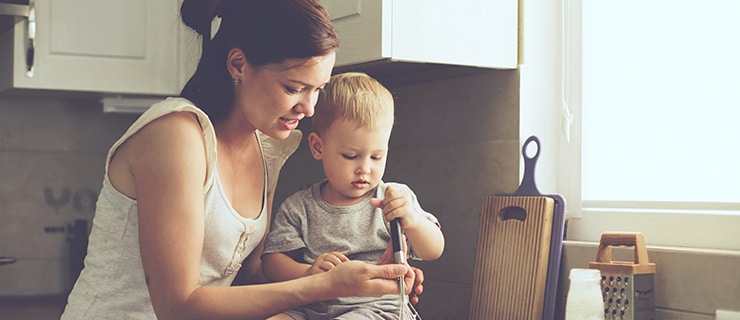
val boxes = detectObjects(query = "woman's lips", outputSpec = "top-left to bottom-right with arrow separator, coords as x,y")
279,117 -> 300,130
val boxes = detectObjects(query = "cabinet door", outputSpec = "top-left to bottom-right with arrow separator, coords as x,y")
388,0 -> 518,68
322,0 -> 385,67
322,0 -> 517,69
2,0 -> 183,95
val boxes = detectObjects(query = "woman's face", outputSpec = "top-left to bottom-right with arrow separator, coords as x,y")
234,52 -> 336,140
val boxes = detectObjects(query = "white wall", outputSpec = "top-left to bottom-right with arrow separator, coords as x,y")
519,0 -> 563,195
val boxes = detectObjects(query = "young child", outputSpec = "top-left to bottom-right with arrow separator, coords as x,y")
262,72 -> 445,319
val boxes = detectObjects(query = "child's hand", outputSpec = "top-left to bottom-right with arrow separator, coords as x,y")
372,184 -> 445,261
370,185 -> 421,230
307,252 -> 349,275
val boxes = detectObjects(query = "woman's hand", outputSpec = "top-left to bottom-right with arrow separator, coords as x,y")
376,240 -> 425,304
407,266 -> 424,305
325,260 -> 410,299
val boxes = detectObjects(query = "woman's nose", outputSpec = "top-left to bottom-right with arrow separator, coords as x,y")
294,92 -> 317,117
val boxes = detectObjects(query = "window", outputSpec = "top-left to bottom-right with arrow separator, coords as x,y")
562,0 -> 740,250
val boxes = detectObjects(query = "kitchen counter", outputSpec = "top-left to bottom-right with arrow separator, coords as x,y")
557,240 -> 740,320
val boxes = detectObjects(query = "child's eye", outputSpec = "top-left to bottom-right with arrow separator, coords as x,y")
342,154 -> 358,160
371,155 -> 384,160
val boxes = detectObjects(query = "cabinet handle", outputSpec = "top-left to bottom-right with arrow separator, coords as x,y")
25,0 -> 35,78
0,256 -> 16,266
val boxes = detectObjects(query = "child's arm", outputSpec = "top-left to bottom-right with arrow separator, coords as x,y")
262,250 -> 308,282
263,250 -> 350,282
371,185 -> 445,261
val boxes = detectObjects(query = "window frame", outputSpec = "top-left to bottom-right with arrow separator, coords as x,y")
559,0 -> 740,251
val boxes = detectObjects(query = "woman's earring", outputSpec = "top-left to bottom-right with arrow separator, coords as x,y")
233,78 -> 241,86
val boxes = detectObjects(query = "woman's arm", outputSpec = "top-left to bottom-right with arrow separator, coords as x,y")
130,112 -> 211,319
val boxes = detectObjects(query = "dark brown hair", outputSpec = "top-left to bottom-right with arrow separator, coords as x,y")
179,0 -> 339,122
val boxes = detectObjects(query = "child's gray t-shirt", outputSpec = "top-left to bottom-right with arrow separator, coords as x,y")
263,180 -> 439,312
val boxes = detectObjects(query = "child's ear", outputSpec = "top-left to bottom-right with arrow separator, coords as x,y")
308,132 -> 323,160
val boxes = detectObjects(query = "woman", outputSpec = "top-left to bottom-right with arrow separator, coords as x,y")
61,1 -> 421,319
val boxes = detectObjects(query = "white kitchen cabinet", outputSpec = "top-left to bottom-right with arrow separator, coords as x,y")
0,0 -> 193,95
322,0 -> 518,70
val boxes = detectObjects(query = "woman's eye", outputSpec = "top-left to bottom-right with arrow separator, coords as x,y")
342,154 -> 358,160
285,86 -> 303,94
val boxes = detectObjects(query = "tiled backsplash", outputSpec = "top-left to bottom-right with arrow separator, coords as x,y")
0,95 -> 138,299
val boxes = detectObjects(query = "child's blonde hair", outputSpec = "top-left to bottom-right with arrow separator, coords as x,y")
312,72 -> 394,135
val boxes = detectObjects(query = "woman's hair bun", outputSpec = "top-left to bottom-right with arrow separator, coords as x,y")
180,0 -> 223,36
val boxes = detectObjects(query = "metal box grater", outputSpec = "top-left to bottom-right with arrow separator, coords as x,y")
588,232 -> 656,320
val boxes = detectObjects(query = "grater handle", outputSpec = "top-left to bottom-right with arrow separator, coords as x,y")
595,232 -> 651,266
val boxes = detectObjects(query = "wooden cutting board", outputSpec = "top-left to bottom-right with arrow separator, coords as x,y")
469,194 -> 555,320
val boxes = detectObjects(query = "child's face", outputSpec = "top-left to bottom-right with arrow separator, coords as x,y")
312,119 -> 392,206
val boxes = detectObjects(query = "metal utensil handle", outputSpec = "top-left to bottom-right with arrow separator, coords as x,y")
390,218 -> 404,264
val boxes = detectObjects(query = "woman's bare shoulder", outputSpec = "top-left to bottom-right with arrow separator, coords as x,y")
109,111 -> 207,198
